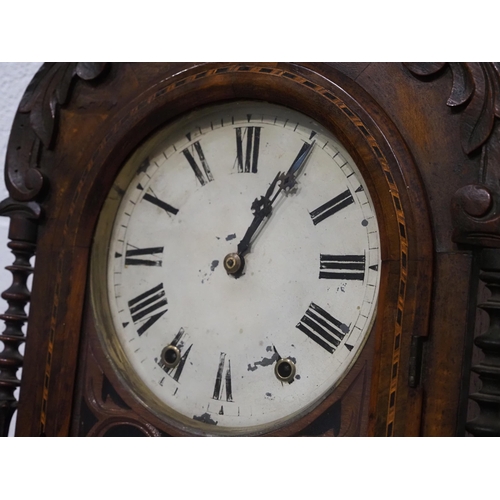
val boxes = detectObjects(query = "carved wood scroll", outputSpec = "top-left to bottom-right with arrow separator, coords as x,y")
405,62 -> 500,436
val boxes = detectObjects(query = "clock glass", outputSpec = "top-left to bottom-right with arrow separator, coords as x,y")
91,101 -> 381,435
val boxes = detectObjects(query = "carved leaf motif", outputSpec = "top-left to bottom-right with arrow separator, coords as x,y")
54,63 -> 79,107
19,63 -> 56,111
447,63 -> 474,106
405,62 -> 500,155
18,62 -> 109,149
489,63 -> 500,118
460,63 -> 496,154
21,63 -> 77,148
403,62 -> 446,76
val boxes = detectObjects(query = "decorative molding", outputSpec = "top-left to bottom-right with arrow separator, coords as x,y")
405,62 -> 500,247
79,346 -> 162,437
405,63 -> 500,436
404,60 -> 500,242
19,63 -> 108,149
5,63 -> 109,202
466,249 -> 500,436
404,62 -> 500,155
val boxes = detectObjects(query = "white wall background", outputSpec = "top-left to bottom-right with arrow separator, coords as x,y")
0,62 -> 42,436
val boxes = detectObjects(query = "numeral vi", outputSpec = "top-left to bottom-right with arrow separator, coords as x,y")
213,352 -> 233,402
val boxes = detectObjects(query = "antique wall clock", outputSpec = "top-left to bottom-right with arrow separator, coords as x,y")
1,62 -> 499,437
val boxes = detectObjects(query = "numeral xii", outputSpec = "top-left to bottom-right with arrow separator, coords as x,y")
235,126 -> 261,173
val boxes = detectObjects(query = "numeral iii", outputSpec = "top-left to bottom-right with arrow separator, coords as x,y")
319,254 -> 365,281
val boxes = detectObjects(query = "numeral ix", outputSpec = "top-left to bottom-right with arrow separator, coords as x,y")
124,245 -> 164,267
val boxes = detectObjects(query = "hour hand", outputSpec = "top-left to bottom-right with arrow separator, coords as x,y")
236,171 -> 281,257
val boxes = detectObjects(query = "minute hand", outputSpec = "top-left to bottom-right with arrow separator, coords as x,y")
236,141 -> 315,258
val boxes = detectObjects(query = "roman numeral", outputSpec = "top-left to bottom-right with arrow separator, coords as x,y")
319,254 -> 365,281
128,283 -> 168,336
310,189 -> 354,225
296,302 -> 349,354
137,184 -> 179,215
183,141 -> 213,185
212,352 -> 233,401
235,126 -> 261,173
125,245 -> 164,267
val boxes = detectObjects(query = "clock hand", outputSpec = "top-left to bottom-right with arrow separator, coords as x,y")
238,140 -> 315,257
224,141 -> 315,275
236,170 -> 281,258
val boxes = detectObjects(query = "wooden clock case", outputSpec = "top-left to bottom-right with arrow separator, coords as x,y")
1,62 -> 498,436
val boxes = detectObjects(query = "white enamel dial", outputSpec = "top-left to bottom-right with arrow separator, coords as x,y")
98,101 -> 381,435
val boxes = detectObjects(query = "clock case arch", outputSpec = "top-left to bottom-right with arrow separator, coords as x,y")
4,63 -> 433,436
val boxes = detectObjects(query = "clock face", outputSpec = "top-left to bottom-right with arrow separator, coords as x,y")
92,101 -> 381,435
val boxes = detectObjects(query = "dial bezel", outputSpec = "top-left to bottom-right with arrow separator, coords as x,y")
91,100 -> 382,436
